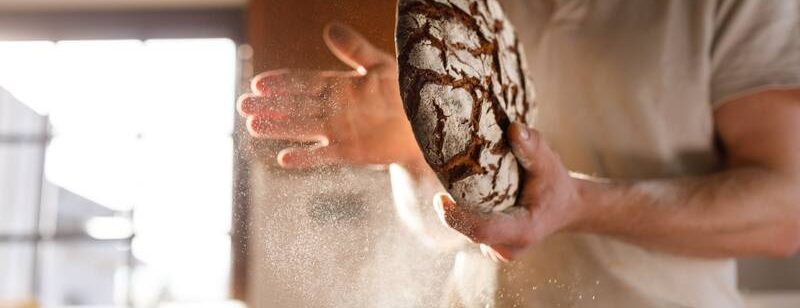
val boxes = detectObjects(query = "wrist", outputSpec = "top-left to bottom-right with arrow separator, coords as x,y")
569,175 -> 615,233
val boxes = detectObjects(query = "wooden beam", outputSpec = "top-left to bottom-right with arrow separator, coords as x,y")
247,0 -> 396,72
0,9 -> 244,42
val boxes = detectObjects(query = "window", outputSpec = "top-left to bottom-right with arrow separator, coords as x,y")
0,39 -> 238,307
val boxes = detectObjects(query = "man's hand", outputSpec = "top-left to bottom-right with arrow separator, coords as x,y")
437,89 -> 800,261
237,23 -> 424,169
434,122 -> 587,262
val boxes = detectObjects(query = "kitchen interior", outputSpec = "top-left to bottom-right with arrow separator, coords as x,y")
1,0 -> 799,307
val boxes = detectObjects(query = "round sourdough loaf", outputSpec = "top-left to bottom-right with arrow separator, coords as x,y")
396,0 -> 536,212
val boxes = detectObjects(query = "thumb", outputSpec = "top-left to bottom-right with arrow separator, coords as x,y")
508,122 -> 552,175
323,22 -> 391,74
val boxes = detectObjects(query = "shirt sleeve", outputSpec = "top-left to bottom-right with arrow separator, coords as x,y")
711,0 -> 800,109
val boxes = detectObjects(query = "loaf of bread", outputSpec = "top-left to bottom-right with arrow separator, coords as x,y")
396,0 -> 536,212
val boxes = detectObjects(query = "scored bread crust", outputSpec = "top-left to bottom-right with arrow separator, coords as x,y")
396,0 -> 536,212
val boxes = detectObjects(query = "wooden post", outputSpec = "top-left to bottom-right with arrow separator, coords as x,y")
247,0 -> 396,72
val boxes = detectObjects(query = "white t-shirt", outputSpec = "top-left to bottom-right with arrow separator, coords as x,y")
446,1 -> 800,307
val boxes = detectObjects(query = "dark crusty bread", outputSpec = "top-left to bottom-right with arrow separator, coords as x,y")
396,0 -> 536,212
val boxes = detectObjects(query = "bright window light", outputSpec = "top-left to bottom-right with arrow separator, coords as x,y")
85,217 -> 134,240
0,38 -> 236,305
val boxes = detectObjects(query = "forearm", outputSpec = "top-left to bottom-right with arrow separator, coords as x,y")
576,166 -> 800,258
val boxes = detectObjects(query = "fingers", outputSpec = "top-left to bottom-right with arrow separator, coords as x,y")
323,22 -> 393,73
478,244 -> 520,263
240,71 -> 346,140
237,93 -> 325,120
250,69 -> 352,97
277,145 -> 342,169
433,193 -> 532,247
435,193 -> 481,240
479,244 -> 501,263
435,193 -> 530,262
508,122 -> 552,175
488,244 -> 523,262
246,115 -> 326,142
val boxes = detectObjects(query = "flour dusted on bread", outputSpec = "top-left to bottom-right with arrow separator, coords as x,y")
396,0 -> 536,212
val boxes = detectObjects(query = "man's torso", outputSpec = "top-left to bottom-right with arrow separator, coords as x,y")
448,1 -> 748,307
